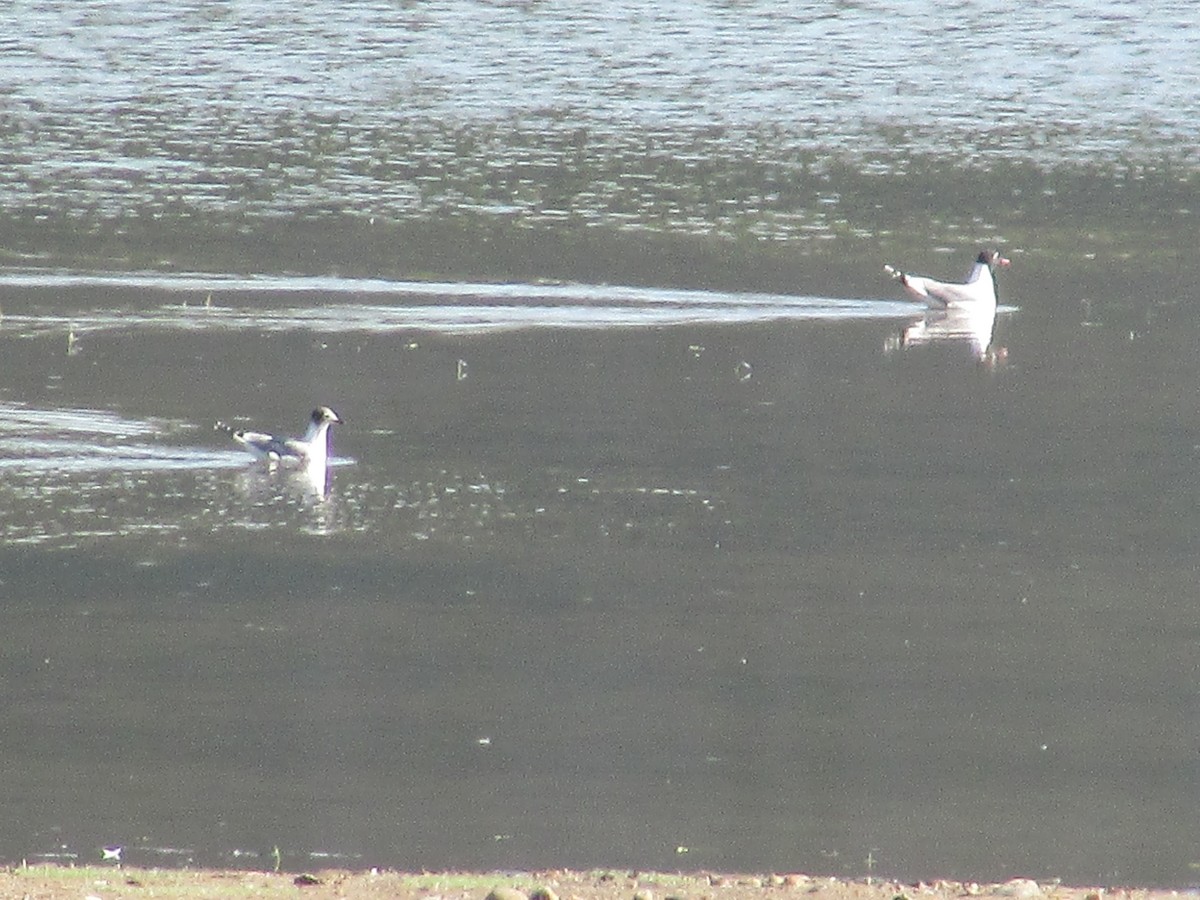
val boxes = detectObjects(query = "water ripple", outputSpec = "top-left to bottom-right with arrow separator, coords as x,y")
0,0 -> 1196,279
0,270 -> 922,335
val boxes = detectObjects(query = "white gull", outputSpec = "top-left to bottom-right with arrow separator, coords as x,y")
215,406 -> 342,468
884,248 -> 1011,310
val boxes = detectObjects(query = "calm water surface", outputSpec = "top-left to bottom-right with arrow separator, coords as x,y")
1,0 -> 1199,888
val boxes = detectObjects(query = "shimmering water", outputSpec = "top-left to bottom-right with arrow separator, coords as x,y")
1,0 -> 1199,888
2,0 -> 1197,283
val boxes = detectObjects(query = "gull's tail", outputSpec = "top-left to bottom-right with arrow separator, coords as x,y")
884,264 -> 914,291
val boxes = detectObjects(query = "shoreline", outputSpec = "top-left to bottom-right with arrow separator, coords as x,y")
0,866 -> 1188,900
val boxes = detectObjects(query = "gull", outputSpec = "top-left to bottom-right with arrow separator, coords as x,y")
884,248 -> 1011,309
215,406 -> 342,468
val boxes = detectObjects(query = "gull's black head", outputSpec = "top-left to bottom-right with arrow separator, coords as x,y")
978,248 -> 1011,268
311,406 -> 343,425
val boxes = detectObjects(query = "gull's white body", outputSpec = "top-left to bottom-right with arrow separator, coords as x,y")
885,249 -> 1010,310
216,406 -> 342,468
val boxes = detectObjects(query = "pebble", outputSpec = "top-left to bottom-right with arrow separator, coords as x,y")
997,879 -> 1043,898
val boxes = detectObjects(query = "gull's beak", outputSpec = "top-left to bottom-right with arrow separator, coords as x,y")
996,255 -> 1012,267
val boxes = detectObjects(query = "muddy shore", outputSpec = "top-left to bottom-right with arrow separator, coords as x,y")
0,867 -> 1184,900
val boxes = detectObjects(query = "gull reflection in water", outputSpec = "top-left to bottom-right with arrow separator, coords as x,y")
297,458 -> 333,501
885,304 -> 1008,366
233,457 -> 334,503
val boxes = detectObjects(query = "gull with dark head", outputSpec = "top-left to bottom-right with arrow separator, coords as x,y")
884,248 -> 1011,309
215,406 -> 342,468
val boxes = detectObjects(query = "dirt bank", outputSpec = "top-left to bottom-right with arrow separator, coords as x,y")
0,867 -> 1176,900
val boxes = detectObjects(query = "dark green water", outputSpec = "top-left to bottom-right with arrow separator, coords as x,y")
2,0 -> 1199,887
